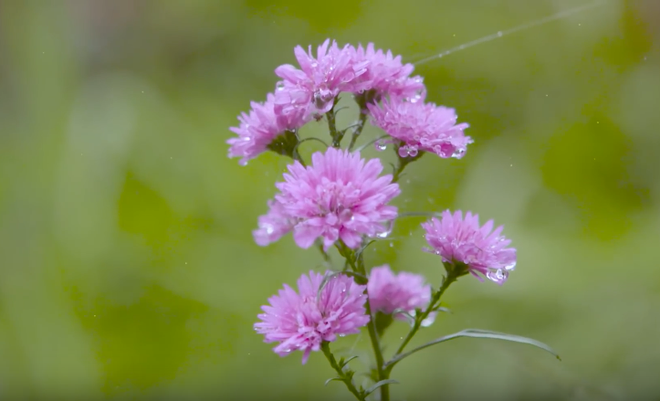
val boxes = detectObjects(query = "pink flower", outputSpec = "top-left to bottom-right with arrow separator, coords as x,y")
274,39 -> 368,116
367,265 -> 436,326
367,95 -> 473,159
228,93 -> 310,165
254,271 -> 370,364
253,200 -> 294,246
255,147 -> 400,250
351,43 -> 425,100
421,210 -> 517,285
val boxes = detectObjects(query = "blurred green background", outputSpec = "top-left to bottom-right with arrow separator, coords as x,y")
1,0 -> 659,400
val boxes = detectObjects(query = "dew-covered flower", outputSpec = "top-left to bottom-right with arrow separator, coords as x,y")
274,39 -> 368,116
421,210 -> 516,285
228,93 -> 310,165
255,147 -> 400,250
368,265 -> 436,326
254,271 -> 370,364
351,42 -> 425,100
367,95 -> 472,159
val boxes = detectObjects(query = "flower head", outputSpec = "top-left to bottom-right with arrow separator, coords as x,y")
368,95 -> 472,159
255,147 -> 400,250
421,210 -> 516,285
351,43 -> 425,100
254,271 -> 369,364
274,39 -> 368,116
368,265 -> 436,326
228,93 -> 310,165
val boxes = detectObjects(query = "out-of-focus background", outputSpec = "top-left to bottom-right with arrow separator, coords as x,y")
1,0 -> 658,400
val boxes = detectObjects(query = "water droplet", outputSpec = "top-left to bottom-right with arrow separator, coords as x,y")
338,334 -> 346,337
239,159 -> 248,166
276,82 -> 285,91
389,242 -> 394,248
497,31 -> 503,37
375,139 -> 388,151
451,148 -> 465,158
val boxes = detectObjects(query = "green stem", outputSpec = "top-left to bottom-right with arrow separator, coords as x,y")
386,271 -> 458,373
336,242 -> 390,401
348,91 -> 373,151
347,111 -> 368,151
327,97 -> 343,147
321,342 -> 364,401
392,150 -> 425,183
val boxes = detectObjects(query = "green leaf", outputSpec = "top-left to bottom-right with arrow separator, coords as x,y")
324,377 -> 343,387
363,379 -> 399,396
385,329 -> 560,368
339,355 -> 359,368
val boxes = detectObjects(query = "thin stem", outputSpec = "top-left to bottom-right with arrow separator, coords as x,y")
347,91 -> 374,151
296,136 -> 329,149
336,242 -> 390,401
386,272 -> 457,373
348,111 -> 369,151
321,342 -> 364,401
364,297 -> 389,401
327,97 -> 343,147
292,147 -> 305,166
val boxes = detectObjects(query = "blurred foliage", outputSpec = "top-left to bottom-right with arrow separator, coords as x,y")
0,0 -> 659,400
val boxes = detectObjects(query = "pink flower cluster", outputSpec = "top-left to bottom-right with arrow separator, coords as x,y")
255,267 -> 437,364
253,147 -> 400,251
237,39 -> 519,365
228,39 -> 471,164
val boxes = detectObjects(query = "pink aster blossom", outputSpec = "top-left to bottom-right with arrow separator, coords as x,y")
274,39 -> 368,116
421,210 -> 517,285
255,147 -> 400,250
228,93 -> 310,165
351,42 -> 426,100
367,265 -> 436,326
367,95 -> 473,159
254,271 -> 370,364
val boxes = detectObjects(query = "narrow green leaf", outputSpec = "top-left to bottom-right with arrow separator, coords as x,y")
339,355 -> 359,368
385,328 -> 560,368
363,379 -> 399,396
324,377 -> 343,386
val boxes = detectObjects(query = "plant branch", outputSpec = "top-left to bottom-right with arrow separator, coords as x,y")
321,342 -> 364,401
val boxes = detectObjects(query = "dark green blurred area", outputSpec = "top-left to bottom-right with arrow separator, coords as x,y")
1,0 -> 659,400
